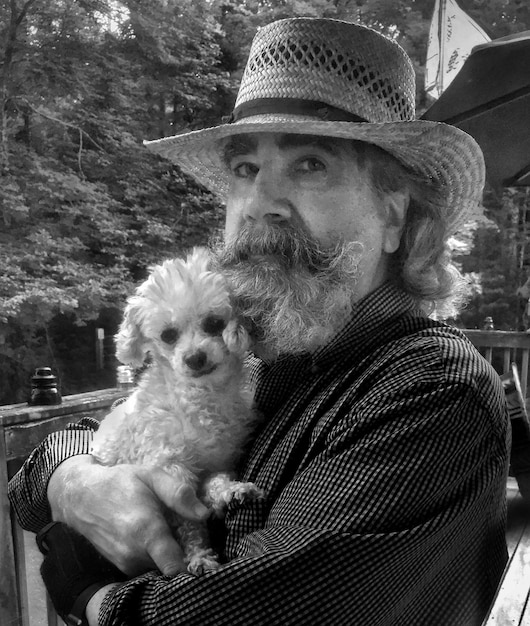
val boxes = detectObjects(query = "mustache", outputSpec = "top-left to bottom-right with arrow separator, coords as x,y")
214,222 -> 351,274
210,222 -> 365,357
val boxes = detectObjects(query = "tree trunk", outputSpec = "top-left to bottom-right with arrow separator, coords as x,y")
0,0 -> 38,171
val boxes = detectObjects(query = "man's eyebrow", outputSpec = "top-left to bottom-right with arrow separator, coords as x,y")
220,135 -> 258,166
219,133 -> 344,167
276,134 -> 341,154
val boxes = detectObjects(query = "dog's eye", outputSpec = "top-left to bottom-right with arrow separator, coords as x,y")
160,327 -> 180,344
202,316 -> 226,336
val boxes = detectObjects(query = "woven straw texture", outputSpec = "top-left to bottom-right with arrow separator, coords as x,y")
145,18 -> 485,233
236,18 -> 415,123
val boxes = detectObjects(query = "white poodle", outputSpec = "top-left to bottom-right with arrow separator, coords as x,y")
91,247 -> 262,574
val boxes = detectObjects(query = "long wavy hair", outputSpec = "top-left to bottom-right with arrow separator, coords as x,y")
352,140 -> 468,318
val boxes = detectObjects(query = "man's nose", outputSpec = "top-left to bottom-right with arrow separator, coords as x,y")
243,173 -> 291,224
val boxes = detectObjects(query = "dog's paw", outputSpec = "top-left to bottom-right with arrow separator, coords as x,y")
187,550 -> 221,576
231,481 -> 265,503
204,474 -> 265,515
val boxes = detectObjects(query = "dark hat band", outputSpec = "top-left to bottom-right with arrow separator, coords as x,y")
226,98 -> 368,124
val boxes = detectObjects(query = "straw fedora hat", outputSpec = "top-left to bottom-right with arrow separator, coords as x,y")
144,17 -> 485,232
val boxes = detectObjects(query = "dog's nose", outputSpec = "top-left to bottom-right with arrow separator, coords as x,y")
183,350 -> 207,371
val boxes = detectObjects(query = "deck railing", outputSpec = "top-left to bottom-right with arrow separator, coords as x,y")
463,329 -> 530,399
2,329 -> 530,625
1,388 -> 127,626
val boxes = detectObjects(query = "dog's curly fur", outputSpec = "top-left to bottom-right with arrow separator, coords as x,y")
90,247 -> 262,574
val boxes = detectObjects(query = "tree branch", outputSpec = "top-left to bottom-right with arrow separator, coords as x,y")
14,97 -> 107,152
15,0 -> 39,28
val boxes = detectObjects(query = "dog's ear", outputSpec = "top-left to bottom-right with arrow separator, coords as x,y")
115,298 -> 149,367
222,319 -> 251,356
186,246 -> 212,274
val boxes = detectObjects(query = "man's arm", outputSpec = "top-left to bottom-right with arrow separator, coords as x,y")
8,401 -> 133,532
9,414 -> 208,575
8,418 -> 97,532
86,380 -> 508,626
87,586 -> 117,626
47,455 -> 208,575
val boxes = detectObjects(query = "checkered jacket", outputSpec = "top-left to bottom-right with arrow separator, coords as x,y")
9,283 -> 509,625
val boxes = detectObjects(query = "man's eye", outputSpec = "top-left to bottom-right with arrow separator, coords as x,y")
160,328 -> 180,344
297,157 -> 326,172
232,162 -> 259,178
202,316 -> 227,335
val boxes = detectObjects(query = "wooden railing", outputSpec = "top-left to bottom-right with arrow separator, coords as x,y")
463,329 -> 530,399
2,330 -> 530,625
0,388 -> 127,626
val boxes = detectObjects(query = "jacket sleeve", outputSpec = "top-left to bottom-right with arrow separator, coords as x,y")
97,378 -> 509,626
8,418 -> 98,532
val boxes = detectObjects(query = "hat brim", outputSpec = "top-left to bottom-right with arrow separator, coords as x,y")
144,115 -> 485,233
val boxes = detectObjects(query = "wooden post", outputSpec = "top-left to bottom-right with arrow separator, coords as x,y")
1,389 -> 129,626
0,425 -> 23,625
503,348 -> 512,376
96,327 -> 105,370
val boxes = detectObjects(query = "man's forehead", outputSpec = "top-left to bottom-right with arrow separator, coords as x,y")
220,133 -> 347,161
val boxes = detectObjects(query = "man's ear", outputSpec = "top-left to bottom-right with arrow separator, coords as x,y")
382,188 -> 409,254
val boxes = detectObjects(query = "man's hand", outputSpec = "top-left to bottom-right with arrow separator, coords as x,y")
47,455 -> 209,576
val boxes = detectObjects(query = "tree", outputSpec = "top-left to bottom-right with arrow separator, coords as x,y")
448,1 -> 530,329
0,0 -> 227,402
1,0 -> 529,402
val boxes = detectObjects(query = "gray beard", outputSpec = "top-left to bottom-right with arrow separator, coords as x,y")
213,223 -> 365,359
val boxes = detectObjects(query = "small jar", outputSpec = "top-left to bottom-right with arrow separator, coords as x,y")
29,367 -> 62,406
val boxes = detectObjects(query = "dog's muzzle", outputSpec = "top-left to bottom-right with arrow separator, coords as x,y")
183,350 -> 216,377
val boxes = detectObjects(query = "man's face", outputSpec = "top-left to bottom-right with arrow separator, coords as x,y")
223,133 -> 399,295
216,132 -> 406,357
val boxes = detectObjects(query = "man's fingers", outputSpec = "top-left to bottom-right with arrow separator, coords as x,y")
175,483 -> 209,519
47,461 -> 204,577
143,469 -> 209,520
146,526 -> 187,576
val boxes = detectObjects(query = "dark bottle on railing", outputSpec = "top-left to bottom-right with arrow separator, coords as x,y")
28,367 -> 62,406
482,316 -> 495,331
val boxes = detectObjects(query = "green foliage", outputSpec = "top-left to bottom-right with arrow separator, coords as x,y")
0,0 -> 228,402
0,128 -> 224,400
456,187 -> 530,330
0,0 -> 529,401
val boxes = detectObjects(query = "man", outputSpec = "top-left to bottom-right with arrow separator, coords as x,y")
9,17 -> 509,626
